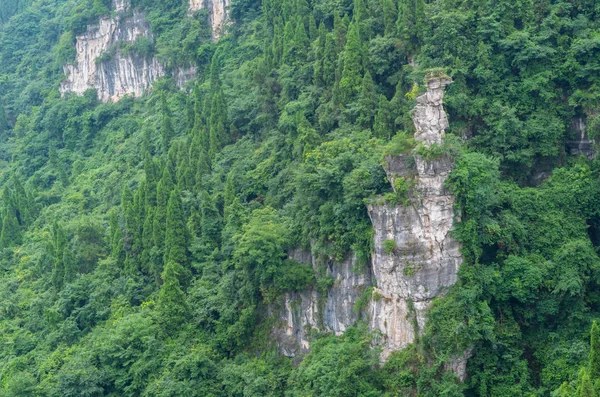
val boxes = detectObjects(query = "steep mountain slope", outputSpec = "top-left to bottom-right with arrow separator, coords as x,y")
0,0 -> 599,396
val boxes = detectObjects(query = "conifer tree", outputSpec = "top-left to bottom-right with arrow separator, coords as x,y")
160,93 -> 174,152
590,321 -> 600,379
282,19 -> 296,64
141,206 -> 155,277
339,21 -> 363,105
157,259 -> 189,331
374,94 -> 394,139
358,71 -> 377,128
397,0 -> 425,53
109,208 -> 125,265
200,191 -> 222,253
353,0 -> 369,39
165,190 -> 189,266
333,11 -> 347,52
0,204 -> 21,248
62,248 -> 76,285
313,23 -> 327,87
576,368 -> 596,397
51,222 -> 67,289
308,15 -> 317,41
0,102 -> 8,136
209,89 -> 228,159
383,0 -> 398,36
322,33 -> 338,87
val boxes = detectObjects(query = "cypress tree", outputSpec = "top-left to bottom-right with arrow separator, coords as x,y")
0,204 -> 21,248
397,0 -> 425,53
333,11 -> 347,52
160,93 -> 174,153
313,23 -> 327,87
358,71 -> 377,128
383,0 -> 398,36
164,190 -> 189,267
339,21 -> 363,105
200,191 -> 222,252
209,89 -> 228,159
576,368 -> 596,397
353,0 -> 369,39
293,15 -> 310,62
322,33 -> 338,87
63,248 -> 76,285
157,259 -> 190,331
282,19 -> 296,64
0,102 -> 8,136
590,321 -> 600,379
51,222 -> 67,289
141,207 -> 155,277
308,15 -> 317,41
109,208 -> 125,265
374,94 -> 394,139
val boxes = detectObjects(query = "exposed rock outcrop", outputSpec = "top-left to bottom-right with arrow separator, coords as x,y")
60,0 -> 195,102
189,0 -> 230,39
272,249 -> 372,358
367,76 -> 461,360
567,117 -> 596,159
271,77 -> 464,377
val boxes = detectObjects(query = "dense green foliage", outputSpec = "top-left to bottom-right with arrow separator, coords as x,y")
0,0 -> 599,395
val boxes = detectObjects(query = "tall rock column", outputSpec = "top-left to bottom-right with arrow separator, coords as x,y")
367,76 -> 462,360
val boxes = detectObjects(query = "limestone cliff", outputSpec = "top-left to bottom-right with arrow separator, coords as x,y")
367,76 -> 461,359
273,249 -> 372,358
272,77 -> 463,375
189,0 -> 230,39
60,0 -> 194,103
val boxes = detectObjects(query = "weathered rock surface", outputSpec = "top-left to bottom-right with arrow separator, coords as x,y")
60,0 -> 195,102
567,117 -> 596,159
367,77 -> 460,360
189,0 -> 230,39
272,249 -> 372,358
271,77 -> 465,377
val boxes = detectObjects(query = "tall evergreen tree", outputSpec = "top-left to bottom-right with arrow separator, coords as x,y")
62,248 -> 76,285
157,259 -> 189,331
339,21 -> 364,105
333,11 -> 348,52
358,71 -> 377,128
51,222 -> 67,289
160,93 -> 175,152
0,102 -> 8,136
374,94 -> 394,139
590,321 -> 600,379
576,368 -> 596,397
0,203 -> 21,248
382,0 -> 398,36
109,208 -> 125,265
164,190 -> 189,267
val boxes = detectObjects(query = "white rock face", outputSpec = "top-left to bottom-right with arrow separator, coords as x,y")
271,78 -> 466,378
60,0 -> 195,103
367,77 -> 460,360
189,0 -> 230,39
272,249 -> 372,358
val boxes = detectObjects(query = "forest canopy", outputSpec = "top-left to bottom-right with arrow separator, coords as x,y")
0,0 -> 599,395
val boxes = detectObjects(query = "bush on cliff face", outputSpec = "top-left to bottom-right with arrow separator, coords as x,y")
0,0 -> 599,395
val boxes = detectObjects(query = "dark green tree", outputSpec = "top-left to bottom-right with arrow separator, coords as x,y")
339,21 -> 363,105
160,93 -> 174,152
590,321 -> 600,379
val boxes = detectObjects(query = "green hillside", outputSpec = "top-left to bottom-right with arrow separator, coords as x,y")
0,0 -> 600,395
